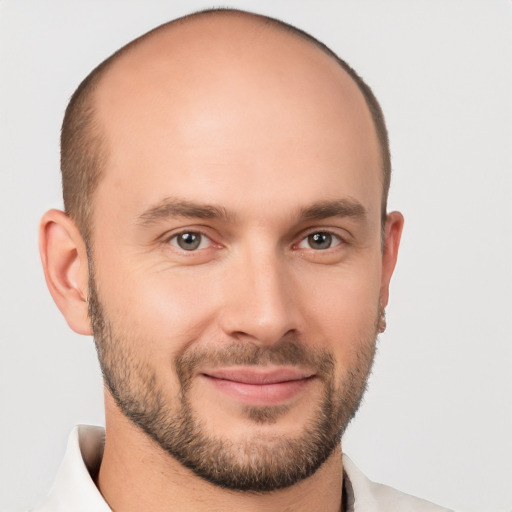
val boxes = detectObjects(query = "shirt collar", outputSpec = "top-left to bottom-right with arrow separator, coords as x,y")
34,425 -> 110,511
34,425 -> 442,512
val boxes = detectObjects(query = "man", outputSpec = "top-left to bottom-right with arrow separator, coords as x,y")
35,7 -> 452,512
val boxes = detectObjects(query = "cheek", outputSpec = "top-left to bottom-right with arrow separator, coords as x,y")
296,259 -> 382,353
95,261 -> 222,359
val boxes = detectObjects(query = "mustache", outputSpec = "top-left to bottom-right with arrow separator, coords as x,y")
174,339 -> 335,388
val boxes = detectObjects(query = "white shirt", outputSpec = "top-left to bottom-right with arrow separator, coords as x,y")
32,425 -> 455,512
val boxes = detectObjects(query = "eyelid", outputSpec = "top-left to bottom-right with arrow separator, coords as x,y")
158,225 -> 348,252
161,227 -> 219,251
296,233 -> 342,250
294,228 -> 346,248
169,232 -> 210,251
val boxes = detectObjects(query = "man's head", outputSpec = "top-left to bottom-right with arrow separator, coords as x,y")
60,9 -> 391,245
40,8 -> 403,493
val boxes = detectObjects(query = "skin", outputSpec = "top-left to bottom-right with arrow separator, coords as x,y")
39,14 -> 403,512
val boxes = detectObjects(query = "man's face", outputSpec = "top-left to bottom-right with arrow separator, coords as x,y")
87,24 -> 394,491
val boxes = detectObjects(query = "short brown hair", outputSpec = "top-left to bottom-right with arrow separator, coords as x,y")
61,8 -> 391,243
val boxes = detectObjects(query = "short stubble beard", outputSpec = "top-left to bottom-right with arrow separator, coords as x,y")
88,261 -> 378,492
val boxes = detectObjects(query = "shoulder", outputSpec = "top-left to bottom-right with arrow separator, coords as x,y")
343,455 -> 456,512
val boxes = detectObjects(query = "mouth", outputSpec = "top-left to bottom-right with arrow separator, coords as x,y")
200,367 -> 316,406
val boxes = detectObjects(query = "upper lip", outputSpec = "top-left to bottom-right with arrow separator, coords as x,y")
202,367 -> 315,385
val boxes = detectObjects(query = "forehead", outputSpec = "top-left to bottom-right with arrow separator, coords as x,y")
92,15 -> 382,225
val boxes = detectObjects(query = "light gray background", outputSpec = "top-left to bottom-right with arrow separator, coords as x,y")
1,1 -> 511,511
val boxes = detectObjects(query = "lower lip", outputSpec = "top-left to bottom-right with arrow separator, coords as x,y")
202,375 -> 314,406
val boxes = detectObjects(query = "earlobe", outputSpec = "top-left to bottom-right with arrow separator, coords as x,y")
380,211 -> 404,309
39,209 -> 93,335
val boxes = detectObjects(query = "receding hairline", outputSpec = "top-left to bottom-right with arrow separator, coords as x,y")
82,8 -> 382,99
61,8 -> 391,244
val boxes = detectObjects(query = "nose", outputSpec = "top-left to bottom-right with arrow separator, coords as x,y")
218,245 -> 300,346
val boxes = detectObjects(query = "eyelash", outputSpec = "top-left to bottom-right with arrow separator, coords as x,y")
166,230 -> 214,252
295,230 -> 343,251
164,228 -> 345,254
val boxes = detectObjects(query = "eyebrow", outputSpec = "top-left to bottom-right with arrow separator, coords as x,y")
298,198 -> 367,222
137,196 -> 367,227
137,197 -> 235,226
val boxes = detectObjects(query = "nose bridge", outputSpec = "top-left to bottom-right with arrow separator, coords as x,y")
219,239 -> 297,344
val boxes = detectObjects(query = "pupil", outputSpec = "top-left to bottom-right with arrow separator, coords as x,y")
309,232 -> 331,250
178,232 -> 201,250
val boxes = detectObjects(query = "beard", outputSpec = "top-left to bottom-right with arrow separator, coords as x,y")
88,267 -> 378,492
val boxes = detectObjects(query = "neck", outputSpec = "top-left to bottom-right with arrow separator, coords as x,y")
97,397 -> 344,512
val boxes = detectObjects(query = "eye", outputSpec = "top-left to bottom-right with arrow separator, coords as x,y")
169,231 -> 210,251
297,232 -> 342,250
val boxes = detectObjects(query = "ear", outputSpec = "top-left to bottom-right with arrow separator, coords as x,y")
380,211 -> 404,309
39,209 -> 92,335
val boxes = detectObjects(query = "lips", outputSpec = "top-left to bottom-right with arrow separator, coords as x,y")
201,367 -> 315,406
